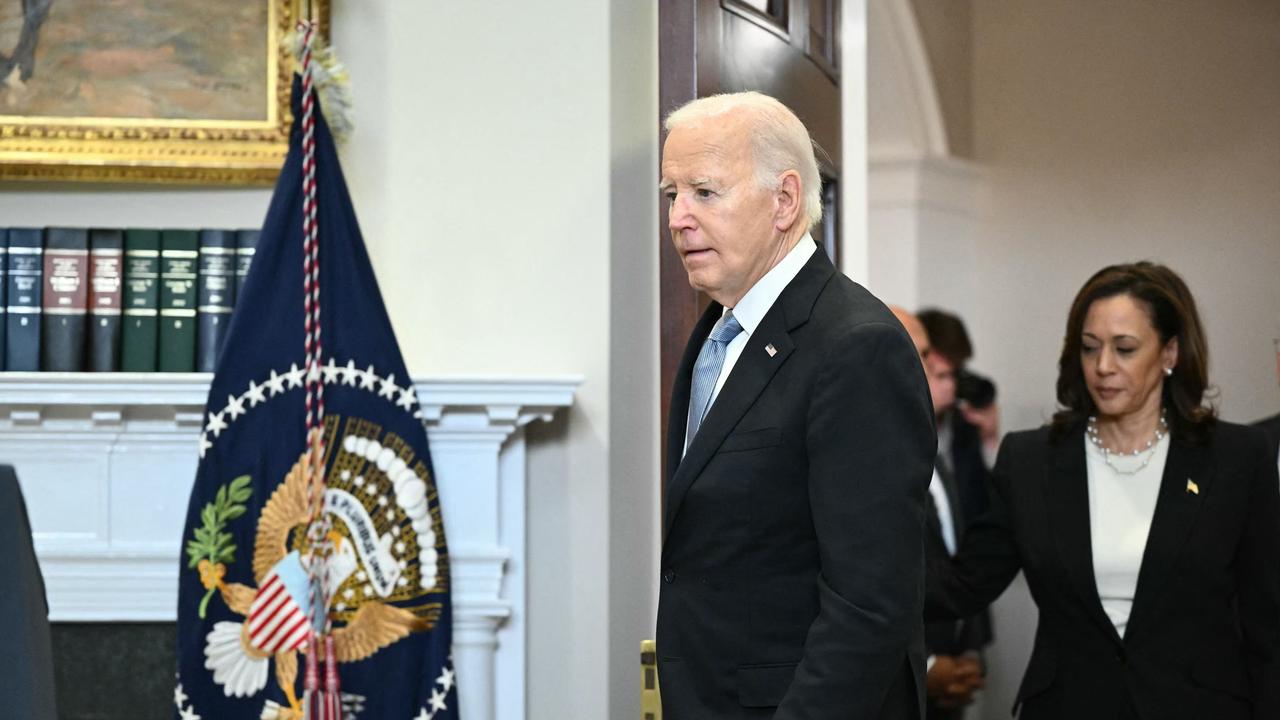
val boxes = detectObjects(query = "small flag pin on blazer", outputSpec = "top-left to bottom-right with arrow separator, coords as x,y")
1186,479 -> 1200,495
765,343 -> 778,357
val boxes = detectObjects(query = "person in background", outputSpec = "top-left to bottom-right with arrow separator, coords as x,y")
1253,337 -> 1280,475
927,262 -> 1280,719
916,311 -> 999,711
917,309 -> 999,530
891,307 -> 985,719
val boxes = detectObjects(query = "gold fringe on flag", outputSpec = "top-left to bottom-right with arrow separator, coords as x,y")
286,29 -> 355,145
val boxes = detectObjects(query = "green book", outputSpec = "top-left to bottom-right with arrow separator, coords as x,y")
158,229 -> 198,372
121,229 -> 161,371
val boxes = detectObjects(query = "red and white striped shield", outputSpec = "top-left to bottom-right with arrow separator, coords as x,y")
247,550 -> 314,654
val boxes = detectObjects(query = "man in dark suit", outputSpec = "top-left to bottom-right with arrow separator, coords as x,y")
891,307 -> 985,719
1255,337 -> 1280,472
656,92 -> 936,719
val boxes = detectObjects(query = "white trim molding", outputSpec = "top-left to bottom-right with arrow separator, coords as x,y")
0,372 -> 579,720
868,0 -> 950,160
870,156 -> 985,214
867,156 -> 986,311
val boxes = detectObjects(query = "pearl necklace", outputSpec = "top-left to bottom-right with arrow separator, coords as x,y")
1086,411 -> 1169,476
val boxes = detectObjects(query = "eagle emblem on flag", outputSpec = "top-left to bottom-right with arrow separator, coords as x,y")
191,423 -> 447,716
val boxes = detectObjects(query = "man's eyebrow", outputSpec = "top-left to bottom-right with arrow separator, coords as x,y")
658,177 -> 715,193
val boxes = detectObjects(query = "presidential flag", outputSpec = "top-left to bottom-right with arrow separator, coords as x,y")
174,71 -> 457,720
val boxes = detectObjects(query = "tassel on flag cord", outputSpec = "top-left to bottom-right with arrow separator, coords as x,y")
295,18 -> 343,720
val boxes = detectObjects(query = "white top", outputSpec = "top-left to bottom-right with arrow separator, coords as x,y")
1085,431 -> 1171,637
928,467 -> 958,555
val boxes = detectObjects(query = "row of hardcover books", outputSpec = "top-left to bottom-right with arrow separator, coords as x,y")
0,227 -> 259,372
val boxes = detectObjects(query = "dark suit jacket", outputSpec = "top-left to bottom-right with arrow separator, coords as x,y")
923,475 -> 988,661
926,422 -> 1280,720
0,465 -> 58,719
657,249 -> 936,719
1254,413 -> 1280,467
944,411 -> 993,527
926,413 -> 995,661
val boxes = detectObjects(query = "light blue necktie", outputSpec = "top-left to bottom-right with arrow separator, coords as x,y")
686,312 -> 744,451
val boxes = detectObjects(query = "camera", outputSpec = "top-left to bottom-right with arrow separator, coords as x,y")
956,370 -> 997,409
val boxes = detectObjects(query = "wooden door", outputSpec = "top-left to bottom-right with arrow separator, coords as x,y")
658,0 -> 842,471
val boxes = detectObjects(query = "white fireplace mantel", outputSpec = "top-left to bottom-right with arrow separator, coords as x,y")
0,372 -> 579,720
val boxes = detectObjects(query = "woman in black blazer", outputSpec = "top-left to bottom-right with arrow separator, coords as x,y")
927,262 -> 1280,720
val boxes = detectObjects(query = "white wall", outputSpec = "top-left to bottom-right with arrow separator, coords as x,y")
606,1 -> 661,718
0,1 -> 660,718
336,3 -> 661,718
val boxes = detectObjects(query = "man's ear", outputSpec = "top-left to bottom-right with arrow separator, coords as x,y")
774,170 -> 803,233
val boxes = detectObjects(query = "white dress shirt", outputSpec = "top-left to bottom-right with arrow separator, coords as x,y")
710,236 -> 816,404
683,235 -> 817,454
928,468 -> 958,555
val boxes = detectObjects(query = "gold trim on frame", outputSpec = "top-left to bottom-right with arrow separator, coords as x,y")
0,0 -> 329,185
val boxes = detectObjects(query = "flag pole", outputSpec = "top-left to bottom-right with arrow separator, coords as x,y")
297,16 -> 340,720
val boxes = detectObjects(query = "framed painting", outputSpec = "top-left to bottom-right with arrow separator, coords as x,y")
0,0 -> 327,185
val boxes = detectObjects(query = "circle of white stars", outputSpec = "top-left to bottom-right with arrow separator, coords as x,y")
414,661 -> 457,720
173,682 -> 201,720
198,358 -> 426,458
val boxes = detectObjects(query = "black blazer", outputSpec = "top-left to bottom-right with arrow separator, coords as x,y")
923,476 -> 989,660
926,413 -> 995,658
657,249 -> 936,719
1254,413 -> 1280,467
926,422 -> 1280,719
945,411 -> 994,525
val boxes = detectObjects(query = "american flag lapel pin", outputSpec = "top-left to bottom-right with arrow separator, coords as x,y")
1186,479 -> 1200,495
765,343 -> 778,357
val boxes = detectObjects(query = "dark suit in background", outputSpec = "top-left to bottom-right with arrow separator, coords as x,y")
932,413 -> 995,655
0,465 -> 58,719
1254,412 -> 1280,470
926,422 -> 1280,720
657,249 -> 936,719
923,456 -> 990,720
940,412 -> 993,529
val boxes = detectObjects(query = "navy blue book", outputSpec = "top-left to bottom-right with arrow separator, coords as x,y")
196,229 -> 236,372
4,228 -> 43,372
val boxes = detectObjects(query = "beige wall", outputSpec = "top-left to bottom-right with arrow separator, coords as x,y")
967,0 -> 1280,436
908,0 -> 974,157
933,2 -> 1280,715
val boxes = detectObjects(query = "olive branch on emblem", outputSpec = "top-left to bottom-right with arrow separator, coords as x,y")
185,475 -> 252,618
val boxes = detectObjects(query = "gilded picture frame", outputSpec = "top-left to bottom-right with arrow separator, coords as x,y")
0,0 -> 327,185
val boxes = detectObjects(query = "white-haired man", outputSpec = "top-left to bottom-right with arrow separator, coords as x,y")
656,91 -> 934,719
